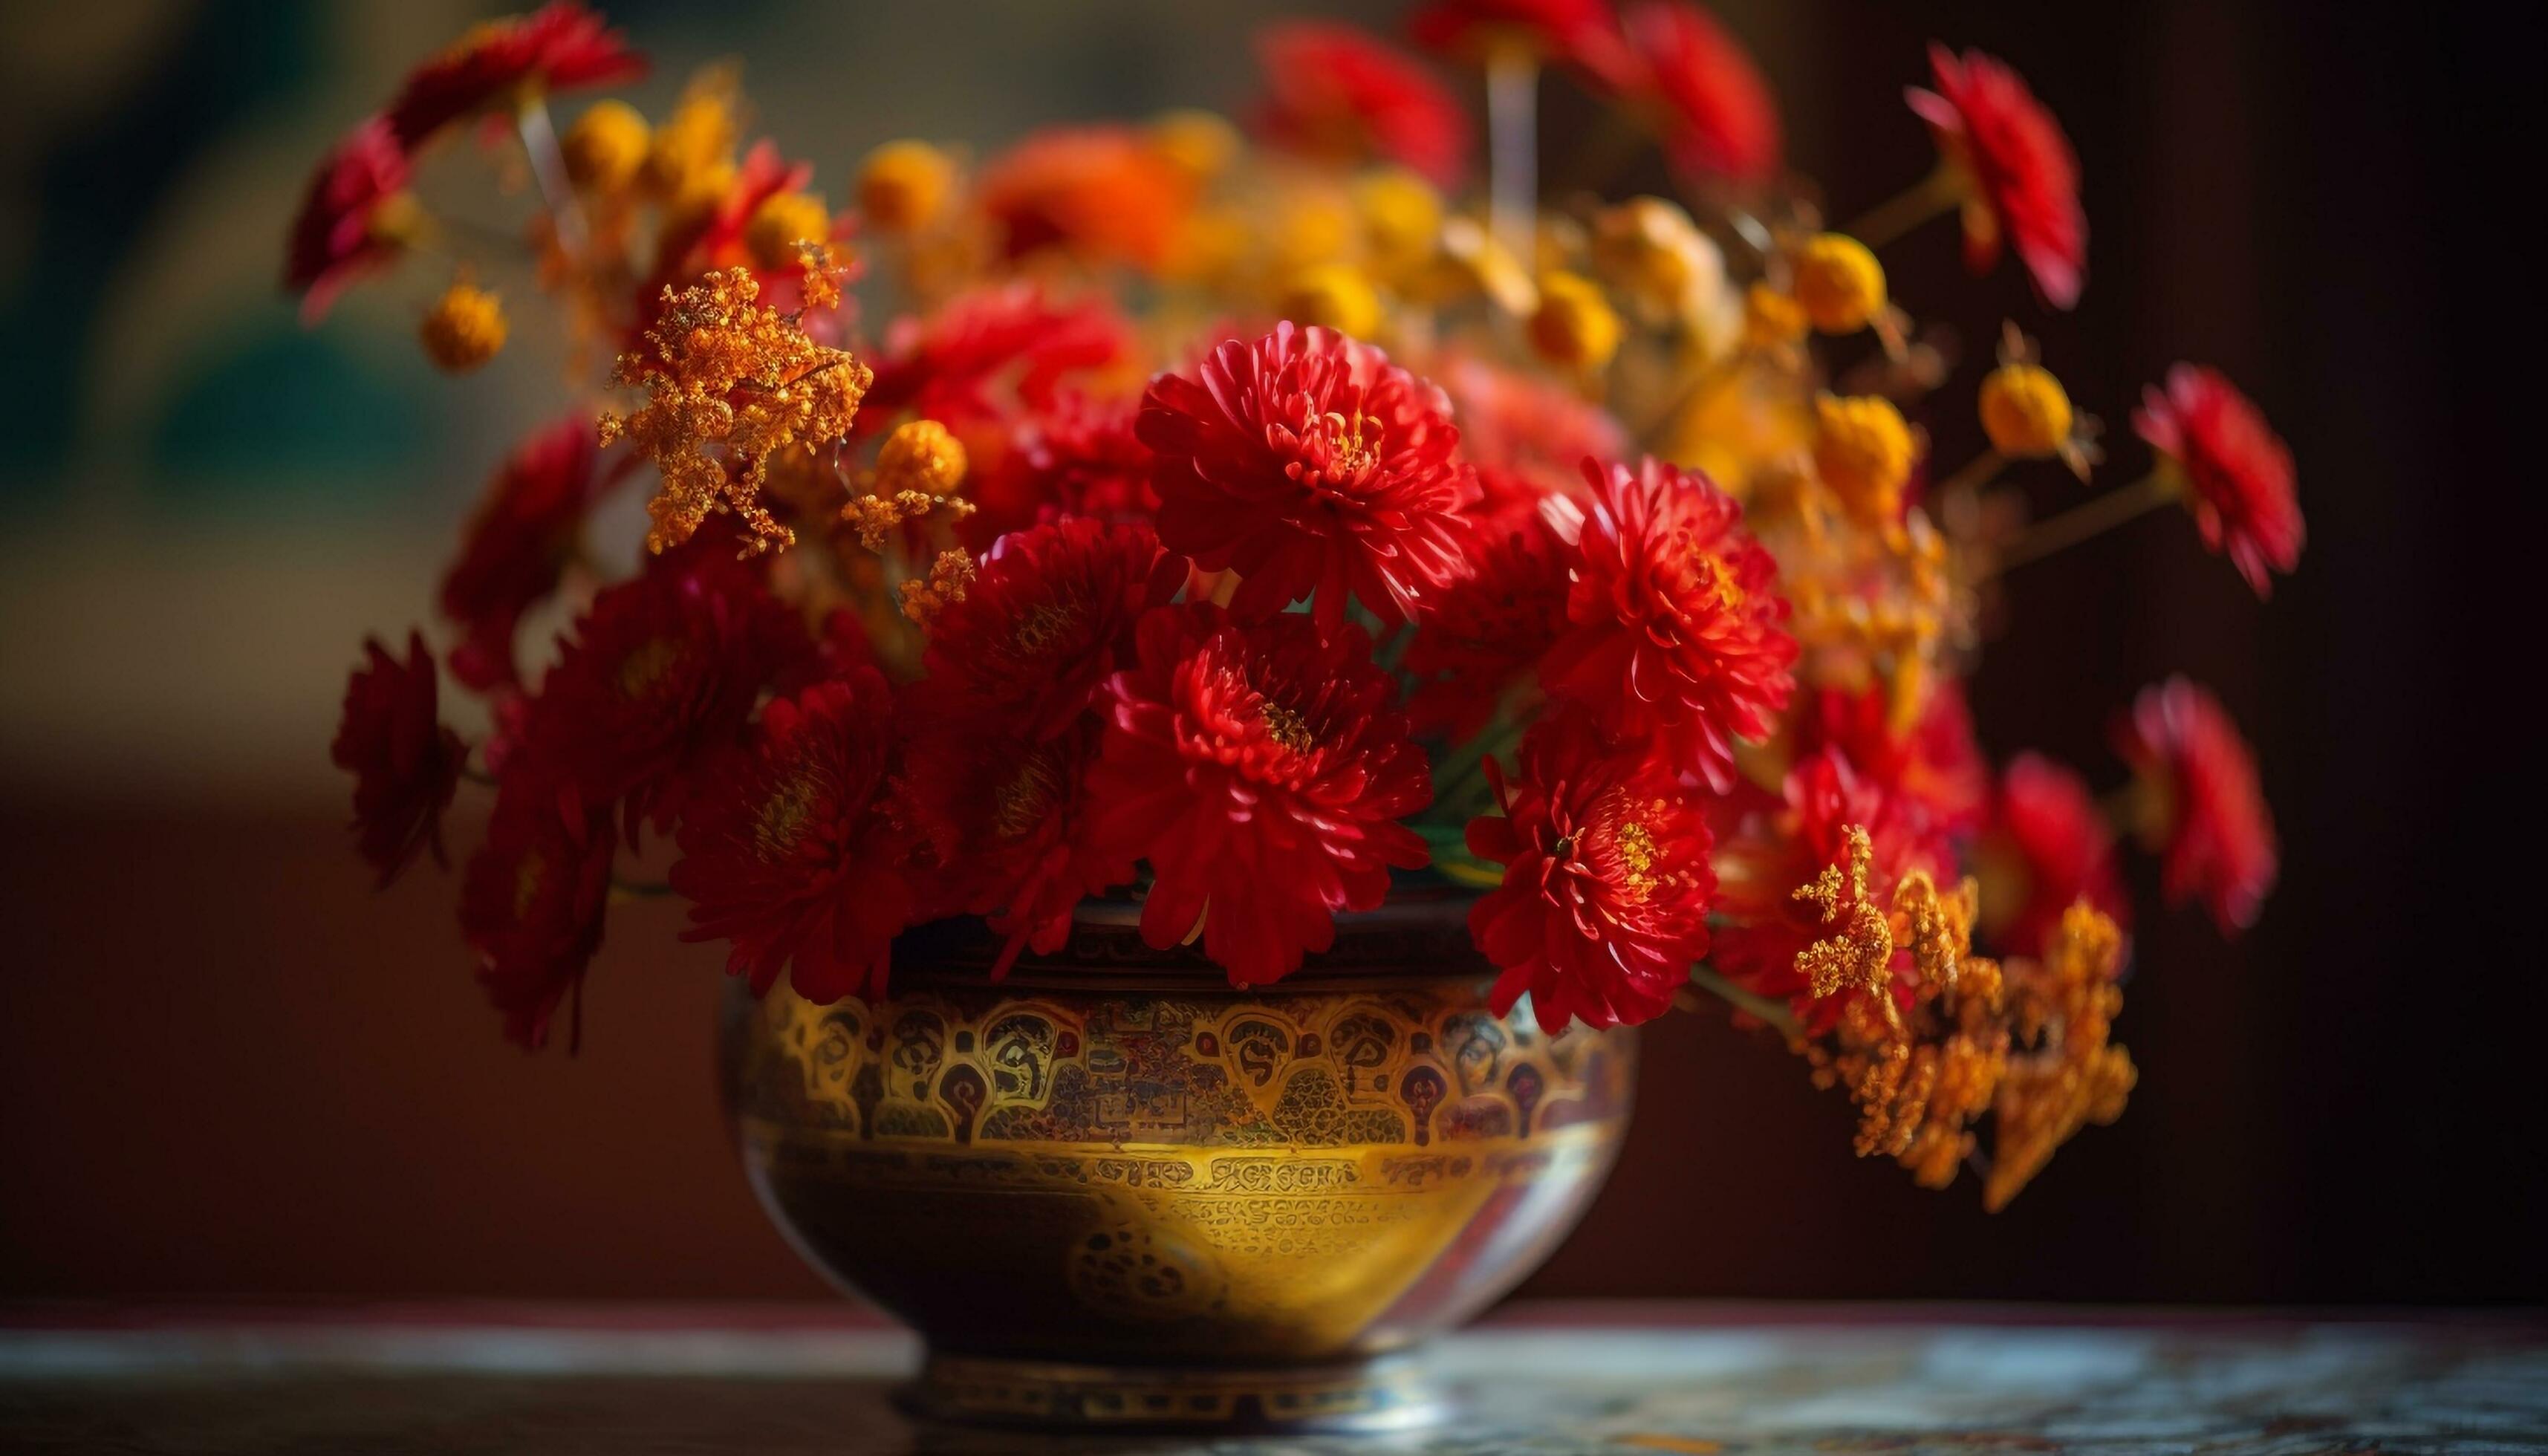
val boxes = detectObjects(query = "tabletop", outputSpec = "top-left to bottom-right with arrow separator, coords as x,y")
3,1301 -> 2542,1455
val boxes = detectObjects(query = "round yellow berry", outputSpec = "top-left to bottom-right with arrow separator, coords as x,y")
874,419 -> 968,496
1149,108 -> 1242,181
1528,270 -> 1622,371
1353,168 -> 1443,275
859,140 -> 955,234
1790,233 -> 1887,334
1742,282 -> 1808,351
1592,196 -> 1720,316
420,283 -> 507,373
1278,264 -> 1383,339
562,100 -> 649,193
1812,393 -> 1917,524
744,191 -> 832,273
1978,362 -> 2075,459
642,86 -> 738,203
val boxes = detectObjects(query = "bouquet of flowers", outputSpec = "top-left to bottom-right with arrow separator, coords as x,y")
314,1 -> 2291,1209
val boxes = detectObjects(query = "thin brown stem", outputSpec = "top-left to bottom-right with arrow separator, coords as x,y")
1839,165 -> 1960,250
1688,964 -> 1802,1040
1996,469 -> 2180,573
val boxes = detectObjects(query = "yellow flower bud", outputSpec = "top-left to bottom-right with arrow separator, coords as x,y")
874,419 -> 969,497
1591,196 -> 1721,318
1278,264 -> 1383,339
1148,108 -> 1242,181
1742,282 -> 1808,351
744,191 -> 832,273
1528,271 -> 1622,372
1812,393 -> 1917,524
562,100 -> 649,194
1353,168 -> 1443,276
1978,362 -> 2075,459
642,77 -> 740,203
1791,233 -> 1887,335
420,282 -> 507,373
858,140 -> 954,234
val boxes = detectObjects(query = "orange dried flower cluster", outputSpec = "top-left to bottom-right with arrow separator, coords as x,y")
598,257 -> 871,555
897,548 -> 976,624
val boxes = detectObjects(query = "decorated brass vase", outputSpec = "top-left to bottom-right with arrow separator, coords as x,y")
719,891 -> 1637,1433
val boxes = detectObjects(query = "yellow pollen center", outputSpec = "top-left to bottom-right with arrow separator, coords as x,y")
1258,700 -> 1315,753
990,753 -> 1062,839
616,637 -> 685,700
1613,820 -> 1661,900
753,773 -> 820,858
1321,411 -> 1381,474
513,853 -> 548,921
1012,601 -> 1082,659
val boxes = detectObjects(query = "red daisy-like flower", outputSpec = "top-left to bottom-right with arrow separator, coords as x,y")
1254,22 -> 1474,187
1403,495 -> 1571,738
2113,677 -> 2278,937
961,392 -> 1158,550
282,117 -> 412,322
1408,0 -> 1639,88
1907,44 -> 2086,308
1140,322 -> 1478,635
1467,708 -> 1716,1033
2133,364 -> 2304,598
1539,455 -> 1796,790
386,1 -> 644,150
460,776 -> 615,1050
913,518 -> 1182,742
1792,680 -> 1991,842
1440,354 -> 1628,500
1979,752 -> 2128,959
1085,605 -> 1434,987
862,283 -> 1132,432
439,418 -> 609,692
903,719 -> 1134,976
670,672 -> 916,1003
1614,1 -> 1781,186
979,125 -> 1199,270
331,629 -> 466,888
513,545 -> 810,842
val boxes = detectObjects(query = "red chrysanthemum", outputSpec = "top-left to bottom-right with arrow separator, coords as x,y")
282,117 -> 412,322
1980,752 -> 2127,959
861,283 -> 1132,432
1140,322 -> 1478,634
331,629 -> 466,888
512,545 -> 810,842
903,719 -> 1134,976
978,125 -> 1199,270
1440,354 -> 1628,499
1403,498 -> 1571,738
461,776 -> 614,1050
913,518 -> 1180,741
1907,44 -> 2086,308
2133,364 -> 2304,598
438,418 -> 608,692
1467,708 -> 1716,1033
1085,605 -> 1434,987
670,672 -> 915,1002
2114,677 -> 2278,936
1614,1 -> 1781,186
386,1 -> 644,150
961,391 -> 1158,550
1538,455 -> 1796,790
1408,0 -> 1639,88
1253,22 -> 1474,187
1792,680 -> 1991,842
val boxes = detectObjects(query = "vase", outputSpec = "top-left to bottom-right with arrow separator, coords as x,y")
718,888 -> 1637,1434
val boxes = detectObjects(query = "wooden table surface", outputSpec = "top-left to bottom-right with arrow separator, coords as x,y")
3,1301 -> 2541,1454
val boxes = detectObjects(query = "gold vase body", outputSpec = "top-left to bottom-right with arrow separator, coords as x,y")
719,896 -> 1636,1431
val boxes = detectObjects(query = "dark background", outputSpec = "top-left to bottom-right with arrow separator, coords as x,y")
1,0 -> 2537,1307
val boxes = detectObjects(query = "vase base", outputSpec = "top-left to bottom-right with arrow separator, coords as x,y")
900,1349 -> 1447,1434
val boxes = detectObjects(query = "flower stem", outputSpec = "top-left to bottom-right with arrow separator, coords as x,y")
1687,964 -> 1801,1040
1929,448 -> 2005,503
1486,42 -> 1541,271
1996,469 -> 2180,573
516,92 -> 586,258
1839,165 -> 1959,250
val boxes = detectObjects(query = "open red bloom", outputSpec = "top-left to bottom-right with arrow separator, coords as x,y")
513,546 -> 810,842
961,392 -> 1158,551
439,419 -> 607,692
862,284 -> 1131,432
671,672 -> 914,1002
1441,354 -> 1628,500
1086,605 -> 1433,987
2114,677 -> 2277,936
1908,45 -> 2086,308
979,125 -> 1198,270
461,776 -> 614,1050
914,518 -> 1180,741
1468,709 -> 1716,1033
386,1 -> 644,149
283,118 -> 412,322
1403,498 -> 1571,738
332,629 -> 466,888
1409,0 -> 1638,88
1615,1 -> 1781,186
1254,22 -> 1473,186
2133,365 -> 2303,598
1980,752 -> 2126,958
1793,680 -> 1990,842
1539,456 -> 1795,790
903,719 -> 1133,976
1140,322 -> 1478,634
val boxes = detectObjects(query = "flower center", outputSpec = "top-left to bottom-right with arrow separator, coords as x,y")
990,751 -> 1062,839
1258,699 -> 1316,753
513,852 -> 548,921
616,636 -> 686,700
1012,599 -> 1082,660
1613,820 -> 1660,901
753,771 -> 822,859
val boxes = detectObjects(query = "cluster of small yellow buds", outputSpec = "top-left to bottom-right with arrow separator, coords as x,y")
1812,392 -> 1918,526
1148,108 -> 1243,182
1741,281 -> 1809,353
420,282 -> 507,372
858,140 -> 955,234
643,71 -> 741,216
898,549 -> 977,624
1528,270 -> 1622,372
1790,233 -> 1887,335
744,191 -> 833,273
873,419 -> 969,497
1279,264 -> 1383,339
1590,197 -> 1720,322
562,100 -> 649,194
1353,169 -> 1443,277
